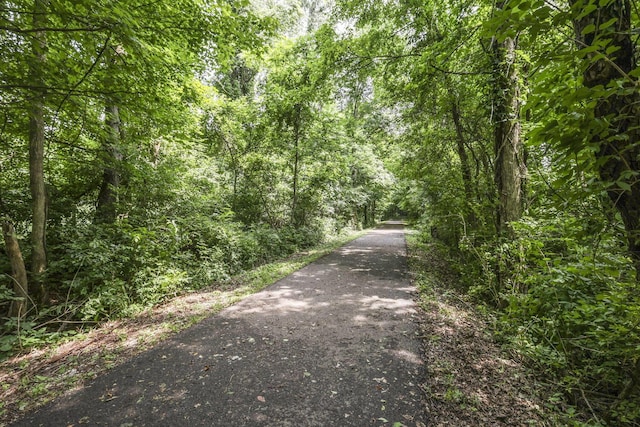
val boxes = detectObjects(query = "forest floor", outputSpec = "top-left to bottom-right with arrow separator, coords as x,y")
406,235 -> 552,426
1,223 -> 552,426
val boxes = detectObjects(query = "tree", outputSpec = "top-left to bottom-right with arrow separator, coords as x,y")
261,37 -> 330,226
1,0 -> 273,310
95,103 -> 123,224
27,0 -> 49,304
571,0 -> 640,280
490,23 -> 525,236
2,221 -> 29,317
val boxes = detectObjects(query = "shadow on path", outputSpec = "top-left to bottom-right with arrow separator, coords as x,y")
13,222 -> 427,427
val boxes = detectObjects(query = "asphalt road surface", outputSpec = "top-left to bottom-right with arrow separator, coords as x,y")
13,221 -> 427,427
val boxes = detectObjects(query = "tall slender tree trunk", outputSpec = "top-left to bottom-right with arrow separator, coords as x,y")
451,97 -> 476,227
363,203 -> 369,228
572,0 -> 640,281
95,104 -> 123,223
492,35 -> 525,236
2,222 -> 29,318
291,104 -> 302,226
451,99 -> 473,200
292,136 -> 299,224
371,200 -> 376,225
28,0 -> 49,304
215,125 -> 240,210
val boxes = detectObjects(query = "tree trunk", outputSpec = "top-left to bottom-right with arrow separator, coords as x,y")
492,35 -> 525,236
28,0 -> 49,304
363,203 -> 369,228
95,104 -> 123,224
214,124 -> 240,210
489,14 -> 527,302
2,222 -> 29,318
451,97 -> 476,227
291,104 -> 302,226
572,0 -> 640,279
371,199 -> 376,225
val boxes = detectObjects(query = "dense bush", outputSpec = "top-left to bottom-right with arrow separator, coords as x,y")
0,215 -> 334,356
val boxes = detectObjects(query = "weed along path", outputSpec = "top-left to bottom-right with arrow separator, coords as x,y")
12,222 -> 427,427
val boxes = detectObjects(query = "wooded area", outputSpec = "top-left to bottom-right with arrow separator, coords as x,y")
1,0 -> 639,424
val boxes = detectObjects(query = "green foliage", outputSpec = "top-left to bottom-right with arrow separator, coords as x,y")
453,207 -> 640,423
0,313 -> 80,359
2,217 -> 333,356
2,0 -> 396,359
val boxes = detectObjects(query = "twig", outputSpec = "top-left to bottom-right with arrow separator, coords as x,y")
580,387 -> 603,425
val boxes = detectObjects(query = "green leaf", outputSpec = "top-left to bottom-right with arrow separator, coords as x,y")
605,45 -> 621,55
576,4 -> 598,20
617,181 -> 632,192
581,23 -> 596,35
599,17 -> 618,31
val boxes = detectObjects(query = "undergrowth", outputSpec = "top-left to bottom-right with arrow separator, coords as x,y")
409,220 -> 640,427
0,220 -> 361,361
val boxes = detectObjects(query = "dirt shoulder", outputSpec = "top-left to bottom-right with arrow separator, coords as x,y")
407,234 -> 552,426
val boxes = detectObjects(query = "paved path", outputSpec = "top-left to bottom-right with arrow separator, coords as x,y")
14,222 -> 427,426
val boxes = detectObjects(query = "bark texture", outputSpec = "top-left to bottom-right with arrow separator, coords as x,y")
492,35 -> 525,235
28,0 -> 49,303
2,222 -> 29,318
95,104 -> 123,224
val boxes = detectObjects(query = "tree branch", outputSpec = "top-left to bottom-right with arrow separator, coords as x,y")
0,84 -> 146,97
350,52 -> 491,75
56,34 -> 112,113
0,25 -> 110,33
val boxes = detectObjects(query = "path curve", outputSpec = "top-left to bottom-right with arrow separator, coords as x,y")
13,222 -> 427,427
